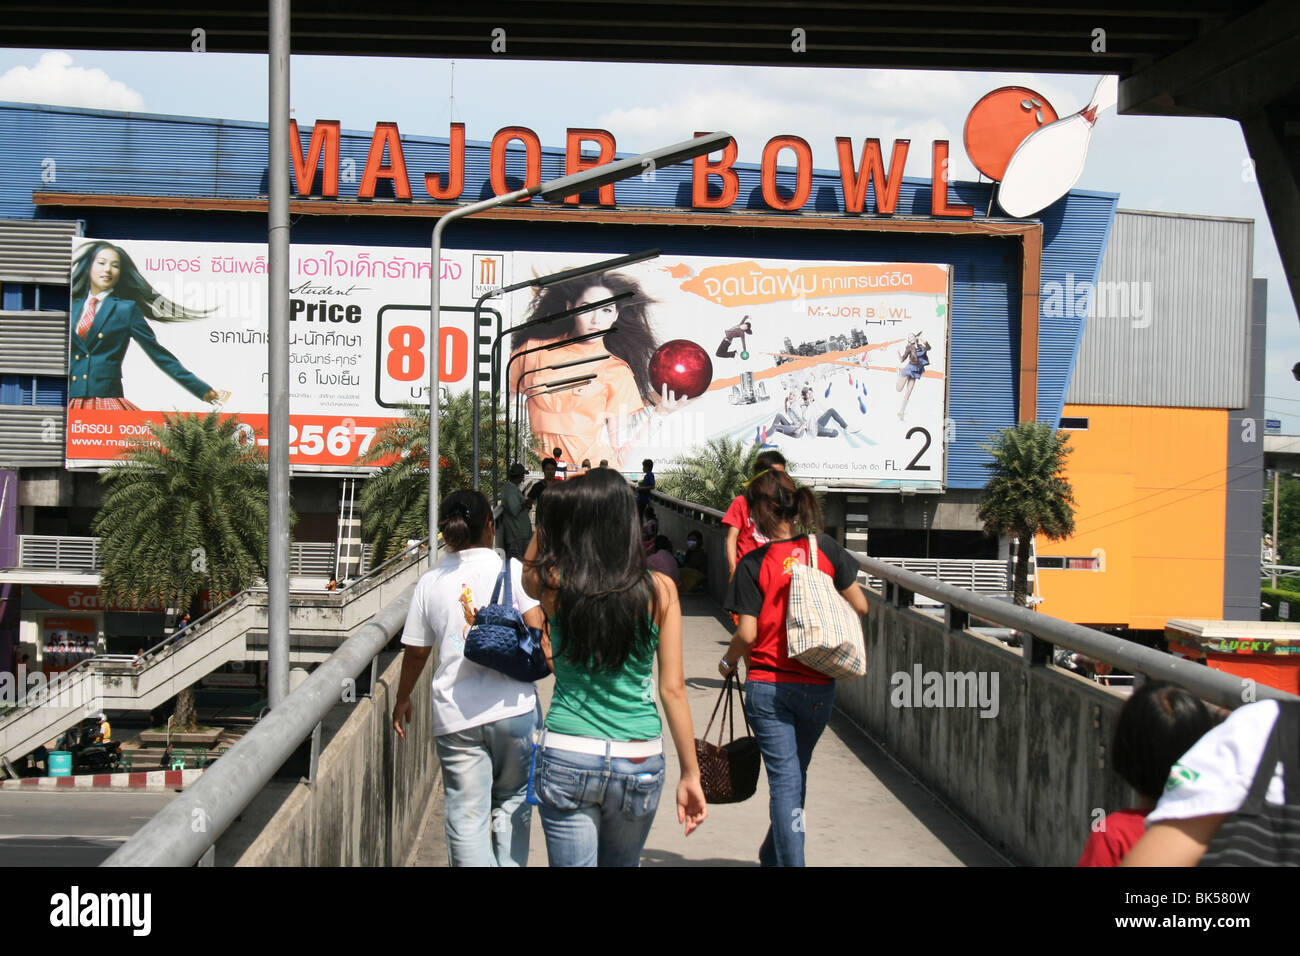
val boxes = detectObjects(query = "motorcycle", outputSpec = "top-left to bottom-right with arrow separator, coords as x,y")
57,723 -> 123,774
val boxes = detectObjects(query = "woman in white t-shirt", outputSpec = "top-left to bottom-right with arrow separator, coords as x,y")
392,489 -> 546,867
1124,699 -> 1299,866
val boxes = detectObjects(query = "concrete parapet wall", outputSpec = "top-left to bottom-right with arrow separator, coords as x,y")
836,591 -> 1133,865
227,649 -> 438,867
650,491 -> 1134,866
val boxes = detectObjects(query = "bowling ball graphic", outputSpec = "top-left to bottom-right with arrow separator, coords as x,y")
649,339 -> 713,400
963,86 -> 1059,181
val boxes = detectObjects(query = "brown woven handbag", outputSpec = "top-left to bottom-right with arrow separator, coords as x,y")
694,672 -> 761,804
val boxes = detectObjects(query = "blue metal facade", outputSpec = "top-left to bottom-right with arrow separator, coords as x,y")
0,102 -> 1116,489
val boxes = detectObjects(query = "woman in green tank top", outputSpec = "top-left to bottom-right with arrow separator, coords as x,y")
523,468 -> 707,866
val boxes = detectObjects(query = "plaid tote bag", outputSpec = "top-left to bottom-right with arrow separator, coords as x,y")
785,534 -> 867,679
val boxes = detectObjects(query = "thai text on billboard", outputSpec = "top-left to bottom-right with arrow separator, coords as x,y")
507,252 -> 950,489
65,238 -> 489,470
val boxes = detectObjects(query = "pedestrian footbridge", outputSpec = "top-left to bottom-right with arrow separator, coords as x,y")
100,491 -> 1298,867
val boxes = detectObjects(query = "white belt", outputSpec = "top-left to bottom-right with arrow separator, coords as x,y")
543,730 -> 663,758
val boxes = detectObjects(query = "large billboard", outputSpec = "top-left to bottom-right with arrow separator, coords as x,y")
65,238 -> 493,470
507,252 -> 950,489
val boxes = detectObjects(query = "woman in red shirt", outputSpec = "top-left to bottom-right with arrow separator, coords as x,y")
721,469 -> 868,866
722,450 -> 786,580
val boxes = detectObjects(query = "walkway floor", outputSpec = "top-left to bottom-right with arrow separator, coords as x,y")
410,594 -> 1008,867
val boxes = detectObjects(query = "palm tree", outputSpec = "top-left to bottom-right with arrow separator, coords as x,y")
977,422 -> 1077,607
359,393 -> 528,561
658,437 -> 769,513
93,412 -> 271,730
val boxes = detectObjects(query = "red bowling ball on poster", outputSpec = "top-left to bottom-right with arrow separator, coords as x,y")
649,339 -> 713,400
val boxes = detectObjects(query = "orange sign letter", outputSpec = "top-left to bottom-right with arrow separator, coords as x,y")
837,137 -> 909,215
930,141 -> 973,218
359,122 -> 412,200
761,135 -> 813,212
489,126 -> 542,201
563,128 -> 617,205
691,132 -> 739,209
424,123 -> 466,200
289,120 -> 340,198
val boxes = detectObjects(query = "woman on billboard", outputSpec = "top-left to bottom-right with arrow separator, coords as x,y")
895,331 -> 932,421
509,272 -> 689,470
68,241 -> 223,410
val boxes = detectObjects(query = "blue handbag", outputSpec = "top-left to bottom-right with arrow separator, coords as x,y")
463,561 -> 550,683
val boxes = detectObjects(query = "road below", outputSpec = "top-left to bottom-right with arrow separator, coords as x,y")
0,791 -> 178,866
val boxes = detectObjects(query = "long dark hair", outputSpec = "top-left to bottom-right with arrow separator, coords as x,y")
748,469 -> 821,540
511,271 -> 660,404
744,450 -> 787,507
532,468 -> 658,672
438,489 -> 492,552
71,241 -> 212,322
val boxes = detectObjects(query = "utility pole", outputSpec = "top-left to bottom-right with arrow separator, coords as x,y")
1273,469 -> 1280,590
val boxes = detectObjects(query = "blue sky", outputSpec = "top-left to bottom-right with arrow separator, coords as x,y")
1,48 -> 1295,428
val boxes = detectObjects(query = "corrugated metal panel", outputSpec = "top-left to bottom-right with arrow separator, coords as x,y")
0,219 -> 79,283
0,406 -> 65,466
1037,191 -> 1117,427
1067,210 -> 1252,408
0,311 -> 68,374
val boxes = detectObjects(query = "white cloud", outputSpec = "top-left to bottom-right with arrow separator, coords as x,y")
0,52 -> 144,111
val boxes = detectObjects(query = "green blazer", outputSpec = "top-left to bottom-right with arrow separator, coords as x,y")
68,294 -> 212,401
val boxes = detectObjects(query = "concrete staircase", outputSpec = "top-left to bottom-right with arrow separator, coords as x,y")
0,548 -> 432,763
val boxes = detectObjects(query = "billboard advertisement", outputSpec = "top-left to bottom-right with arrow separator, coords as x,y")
507,252 -> 950,489
65,238 -> 495,471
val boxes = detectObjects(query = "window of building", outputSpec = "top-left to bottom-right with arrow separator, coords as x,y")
1037,555 -> 1101,570
1059,417 -> 1090,430
0,374 -> 67,406
0,282 -> 70,311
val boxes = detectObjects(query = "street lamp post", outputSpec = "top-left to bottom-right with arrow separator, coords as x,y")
428,132 -> 733,542
512,352 -> 611,463
483,248 -> 661,494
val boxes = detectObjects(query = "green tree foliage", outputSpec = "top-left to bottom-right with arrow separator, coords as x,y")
977,422 -> 1077,607
93,413 -> 271,730
1262,473 -> 1300,566
658,437 -> 770,513
359,393 -> 529,561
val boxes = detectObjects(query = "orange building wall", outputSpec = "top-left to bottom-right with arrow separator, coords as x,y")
1035,405 -> 1227,630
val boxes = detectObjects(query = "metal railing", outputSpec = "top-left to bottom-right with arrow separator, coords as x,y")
11,535 -> 362,576
860,554 -> 1296,711
859,557 -> 1008,596
0,536 -> 432,740
103,570 -> 419,867
648,488 -> 1297,711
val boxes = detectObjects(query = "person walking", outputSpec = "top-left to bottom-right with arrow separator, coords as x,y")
721,469 -> 868,866
723,450 -> 786,581
501,462 -> 533,561
636,458 -> 655,519
392,490 -> 545,867
522,468 -> 706,866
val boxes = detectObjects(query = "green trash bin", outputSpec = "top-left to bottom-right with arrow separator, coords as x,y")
48,751 -> 72,777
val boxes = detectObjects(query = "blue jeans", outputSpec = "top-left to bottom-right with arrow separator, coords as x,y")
434,709 -> 537,867
744,679 -> 835,867
536,747 -> 666,867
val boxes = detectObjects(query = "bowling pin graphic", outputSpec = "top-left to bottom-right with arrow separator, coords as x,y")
997,75 -> 1118,218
